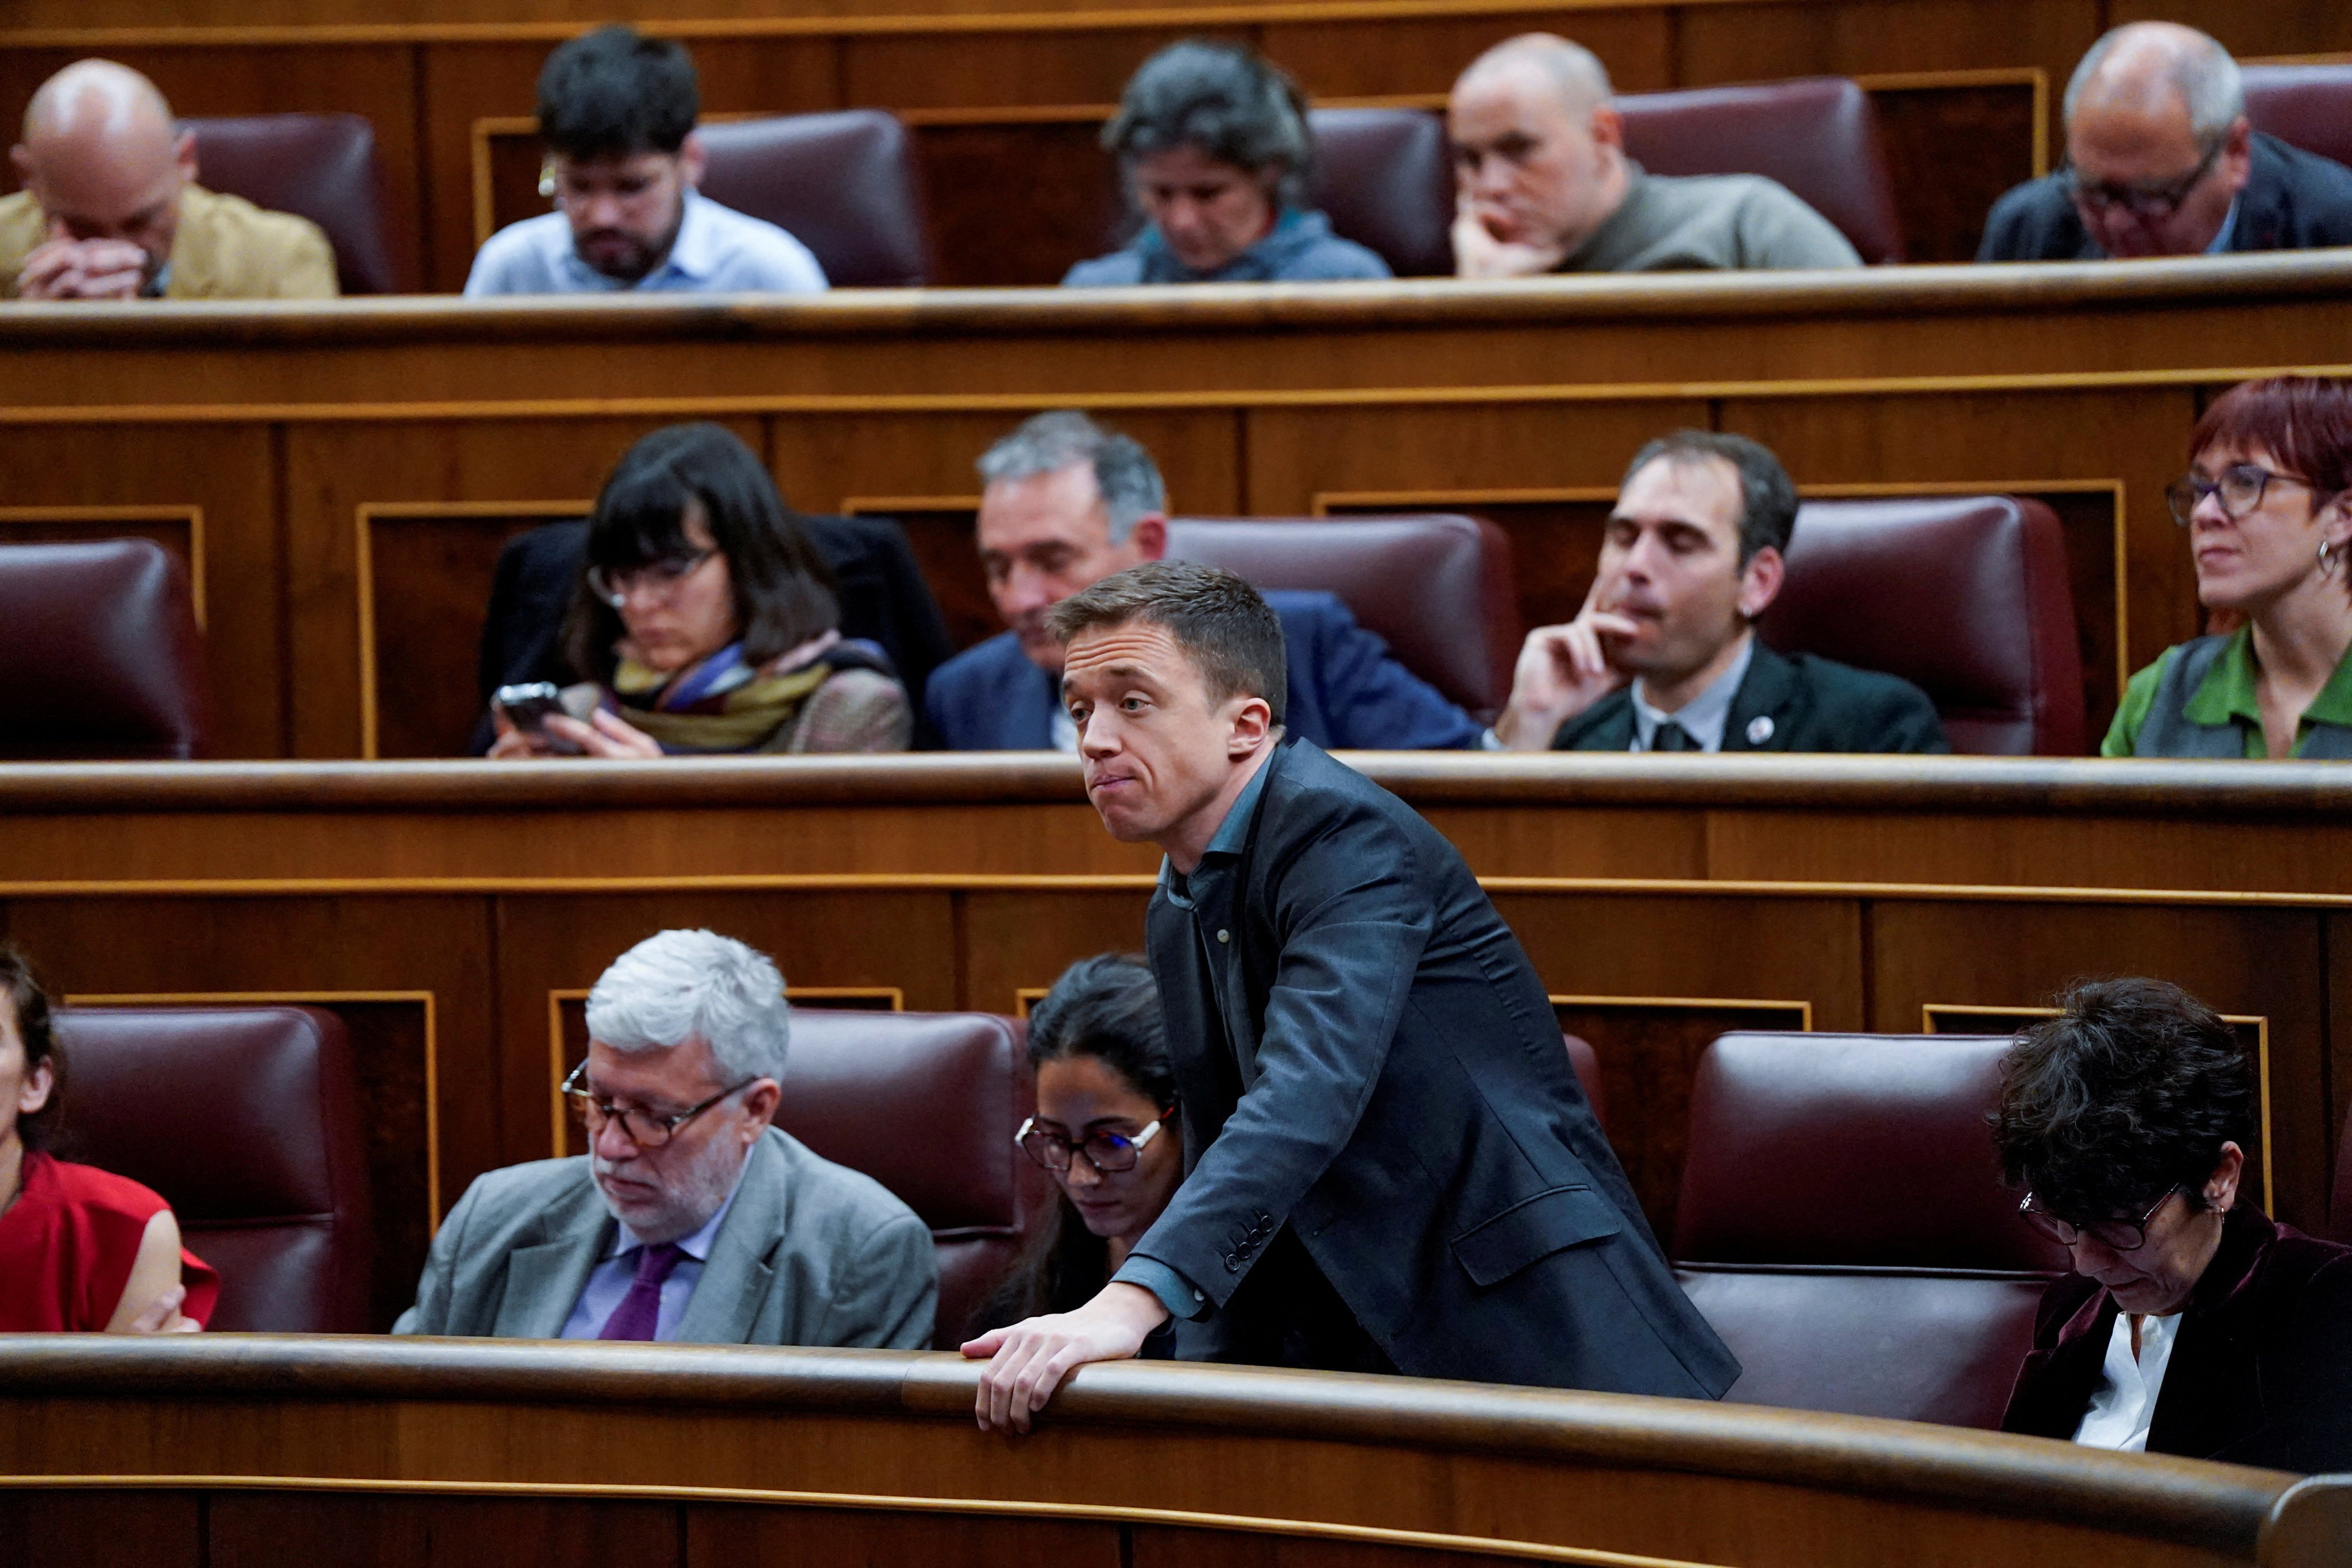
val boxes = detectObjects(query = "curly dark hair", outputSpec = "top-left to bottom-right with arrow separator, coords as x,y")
1,944 -> 62,1154
1992,977 -> 2253,1223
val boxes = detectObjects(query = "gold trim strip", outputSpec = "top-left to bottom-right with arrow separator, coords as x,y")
0,1473 -> 1726,1568
0,0 -> 1867,49
63,990 -> 442,1224
2,362 -> 2339,427
1551,993 -> 1813,1030
0,504 -> 209,629
14,872 -> 2352,908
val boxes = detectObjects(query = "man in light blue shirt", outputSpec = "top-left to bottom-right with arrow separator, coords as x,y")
465,25 -> 826,298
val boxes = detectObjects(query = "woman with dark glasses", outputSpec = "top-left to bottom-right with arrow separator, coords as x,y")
488,422 -> 910,758
2106,376 -> 2352,758
1994,978 -> 2351,1471
974,955 -> 1182,1342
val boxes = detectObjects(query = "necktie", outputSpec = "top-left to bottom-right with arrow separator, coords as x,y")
597,1241 -> 686,1341
1650,720 -> 1696,752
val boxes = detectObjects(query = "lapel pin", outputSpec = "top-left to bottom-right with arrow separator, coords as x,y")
1746,715 -> 1775,747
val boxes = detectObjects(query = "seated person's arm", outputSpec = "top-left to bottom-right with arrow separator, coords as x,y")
105,1208 -> 202,1333
1491,580 -> 1639,748
825,1211 -> 939,1350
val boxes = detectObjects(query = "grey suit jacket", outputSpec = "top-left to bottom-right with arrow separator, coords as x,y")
393,1126 -> 937,1347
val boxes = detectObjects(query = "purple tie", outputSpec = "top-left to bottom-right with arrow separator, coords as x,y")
596,1241 -> 686,1342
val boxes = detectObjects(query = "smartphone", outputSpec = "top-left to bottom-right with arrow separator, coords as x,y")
493,682 -> 585,755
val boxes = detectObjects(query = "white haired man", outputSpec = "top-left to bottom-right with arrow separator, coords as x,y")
396,929 -> 936,1346
1980,22 -> 2352,261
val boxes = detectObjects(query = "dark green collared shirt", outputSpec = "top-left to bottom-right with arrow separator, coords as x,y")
2106,627 -> 2352,759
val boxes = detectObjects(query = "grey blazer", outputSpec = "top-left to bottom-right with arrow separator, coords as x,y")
393,1126 -> 937,1347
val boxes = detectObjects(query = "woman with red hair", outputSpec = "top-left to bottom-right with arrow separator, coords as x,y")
2107,376 -> 2352,758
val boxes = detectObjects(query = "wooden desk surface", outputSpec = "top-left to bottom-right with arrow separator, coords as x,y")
7,256 -> 2352,762
2,1337 -> 2341,1568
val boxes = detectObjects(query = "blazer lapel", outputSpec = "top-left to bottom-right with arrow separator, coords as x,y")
671,1133 -> 785,1344
1723,643 -> 1796,752
493,1194 -> 613,1339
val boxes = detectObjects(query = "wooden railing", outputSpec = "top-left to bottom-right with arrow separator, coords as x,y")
2,1337 -> 2343,1566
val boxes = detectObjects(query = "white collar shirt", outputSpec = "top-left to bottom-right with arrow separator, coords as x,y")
1629,634 -> 1755,752
464,187 -> 828,297
2072,1310 -> 2183,1453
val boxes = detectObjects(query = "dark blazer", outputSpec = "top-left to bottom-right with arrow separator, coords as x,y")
2001,1207 -> 2352,1473
1978,131 -> 2352,261
1130,735 -> 1740,1396
472,515 -> 956,752
925,591 -> 1484,751
1552,641 -> 1949,753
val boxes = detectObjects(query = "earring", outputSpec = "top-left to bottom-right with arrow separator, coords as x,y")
2323,539 -> 2341,576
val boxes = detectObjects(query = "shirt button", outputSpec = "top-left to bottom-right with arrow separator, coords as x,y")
1216,929 -> 1230,944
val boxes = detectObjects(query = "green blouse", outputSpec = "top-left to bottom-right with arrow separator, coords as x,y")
2104,626 -> 2352,758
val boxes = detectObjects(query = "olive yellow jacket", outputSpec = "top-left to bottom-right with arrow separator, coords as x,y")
0,183 -> 337,299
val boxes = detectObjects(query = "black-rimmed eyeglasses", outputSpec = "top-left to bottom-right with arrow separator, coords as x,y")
585,549 -> 717,609
561,1059 -> 754,1149
1014,1115 -> 1169,1174
2018,1185 -> 2180,1253
2166,464 -> 2327,526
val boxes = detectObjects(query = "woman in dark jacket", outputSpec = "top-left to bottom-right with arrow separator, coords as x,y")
1995,978 -> 2352,1472
975,955 -> 1181,1334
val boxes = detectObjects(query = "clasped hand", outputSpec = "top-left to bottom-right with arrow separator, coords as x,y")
18,229 -> 150,301
959,1281 -> 1168,1434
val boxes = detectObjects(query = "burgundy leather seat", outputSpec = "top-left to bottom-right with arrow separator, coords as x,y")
1672,1032 -> 2068,1428
1164,515 -> 1521,721
184,114 -> 401,294
1308,107 -> 1454,277
696,112 -> 929,287
774,1010 -> 1053,1347
2243,64 -> 2352,173
52,1006 -> 373,1333
1758,496 -> 2085,756
0,539 -> 208,760
1617,78 -> 1905,265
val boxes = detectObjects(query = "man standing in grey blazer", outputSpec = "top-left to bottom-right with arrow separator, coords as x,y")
396,929 -> 936,1347
967,562 -> 1735,1431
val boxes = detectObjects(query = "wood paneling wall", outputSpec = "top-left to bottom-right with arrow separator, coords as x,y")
0,1339 -> 2333,1568
4,754 -> 2349,1318
5,2 -> 2349,288
3,260 -> 2345,759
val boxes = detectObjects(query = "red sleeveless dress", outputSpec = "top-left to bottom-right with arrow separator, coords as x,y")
0,1152 -> 219,1330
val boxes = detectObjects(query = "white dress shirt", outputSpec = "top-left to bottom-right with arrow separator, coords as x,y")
1629,634 -> 1755,752
465,187 -> 828,297
2072,1310 -> 2182,1452
558,1172 -> 744,1342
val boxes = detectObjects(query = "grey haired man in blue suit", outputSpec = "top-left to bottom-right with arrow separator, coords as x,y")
923,411 -> 1482,753
964,559 -> 1735,1432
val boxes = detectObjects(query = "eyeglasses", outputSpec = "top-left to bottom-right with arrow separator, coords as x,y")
2065,137 -> 2226,222
2018,1185 -> 2180,1253
1014,1114 -> 1169,1174
586,549 -> 716,609
561,1059 -> 755,1149
2165,464 -> 2323,526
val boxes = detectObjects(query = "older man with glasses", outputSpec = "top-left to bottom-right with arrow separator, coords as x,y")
1979,22 -> 2352,262
396,929 -> 935,1346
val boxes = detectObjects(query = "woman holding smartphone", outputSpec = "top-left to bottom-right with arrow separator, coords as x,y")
489,422 -> 912,758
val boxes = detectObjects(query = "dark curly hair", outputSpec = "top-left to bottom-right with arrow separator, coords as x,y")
1,944 -> 62,1154
1103,41 -> 1314,210
1992,978 -> 2253,1224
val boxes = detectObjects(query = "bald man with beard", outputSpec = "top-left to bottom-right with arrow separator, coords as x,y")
3,60 -> 336,300
1980,23 -> 2352,261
